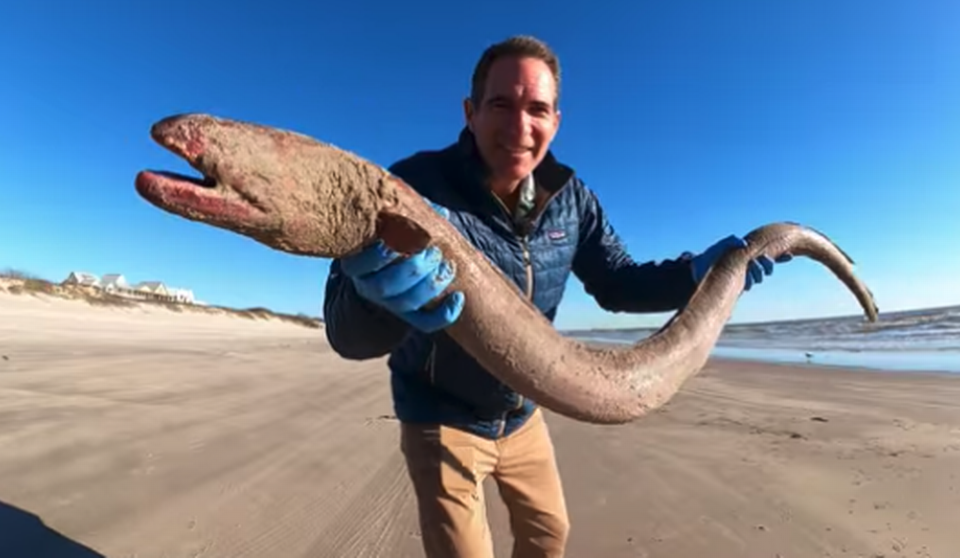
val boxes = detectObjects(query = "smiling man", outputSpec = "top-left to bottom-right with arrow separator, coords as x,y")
323,35 -> 786,558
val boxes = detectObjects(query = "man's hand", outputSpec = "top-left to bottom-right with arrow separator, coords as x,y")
691,234 -> 793,291
340,202 -> 465,332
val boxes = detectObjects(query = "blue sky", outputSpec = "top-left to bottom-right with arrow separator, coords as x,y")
2,1 -> 958,331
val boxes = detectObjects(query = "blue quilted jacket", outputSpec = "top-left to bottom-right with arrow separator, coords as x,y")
323,128 -> 698,439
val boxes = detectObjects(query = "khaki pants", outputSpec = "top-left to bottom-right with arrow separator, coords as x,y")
400,408 -> 570,558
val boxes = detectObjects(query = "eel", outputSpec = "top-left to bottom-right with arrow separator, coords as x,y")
134,113 -> 880,425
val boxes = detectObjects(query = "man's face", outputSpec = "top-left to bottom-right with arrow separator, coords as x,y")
464,56 -> 561,186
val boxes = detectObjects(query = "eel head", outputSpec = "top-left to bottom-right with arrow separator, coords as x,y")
135,113 -> 392,258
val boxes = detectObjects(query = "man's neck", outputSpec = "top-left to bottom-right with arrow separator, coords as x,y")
490,179 -> 522,208
493,186 -> 521,213
491,174 -> 536,221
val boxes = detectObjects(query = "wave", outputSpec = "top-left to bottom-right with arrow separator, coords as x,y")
564,305 -> 960,372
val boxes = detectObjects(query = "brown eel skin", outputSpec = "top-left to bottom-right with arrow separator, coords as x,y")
134,114 -> 879,425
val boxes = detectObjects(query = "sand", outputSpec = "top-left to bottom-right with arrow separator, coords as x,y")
1,290 -> 959,558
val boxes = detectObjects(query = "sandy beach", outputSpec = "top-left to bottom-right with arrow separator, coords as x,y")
1,289 -> 959,558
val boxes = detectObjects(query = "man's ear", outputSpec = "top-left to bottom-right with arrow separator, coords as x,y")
463,97 -> 475,132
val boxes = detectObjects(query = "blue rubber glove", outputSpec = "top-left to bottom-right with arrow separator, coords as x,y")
691,234 -> 793,291
339,203 -> 464,333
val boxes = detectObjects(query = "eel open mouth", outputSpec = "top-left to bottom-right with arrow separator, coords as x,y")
134,116 -> 265,225
135,167 -> 264,226
134,165 -> 258,224
136,169 -> 217,198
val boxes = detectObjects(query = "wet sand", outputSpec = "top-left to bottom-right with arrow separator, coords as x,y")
1,290 -> 959,557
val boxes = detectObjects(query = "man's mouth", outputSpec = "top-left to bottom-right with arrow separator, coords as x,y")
499,144 -> 533,155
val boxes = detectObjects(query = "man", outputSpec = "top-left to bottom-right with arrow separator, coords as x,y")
323,35 -> 788,558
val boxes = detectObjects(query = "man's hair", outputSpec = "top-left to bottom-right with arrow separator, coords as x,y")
470,35 -> 562,110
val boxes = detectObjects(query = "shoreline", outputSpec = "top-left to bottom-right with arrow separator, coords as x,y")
710,347 -> 960,376
709,355 -> 960,380
574,336 -> 960,375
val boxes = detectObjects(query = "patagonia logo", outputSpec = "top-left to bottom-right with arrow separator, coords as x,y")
547,229 -> 567,241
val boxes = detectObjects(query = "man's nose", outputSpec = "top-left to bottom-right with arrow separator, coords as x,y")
503,107 -> 532,137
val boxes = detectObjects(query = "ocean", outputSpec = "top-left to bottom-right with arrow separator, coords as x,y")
564,305 -> 960,373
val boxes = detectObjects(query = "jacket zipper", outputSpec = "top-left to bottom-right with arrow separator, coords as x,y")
520,235 -> 533,297
489,186 -> 562,438
493,236 -> 534,436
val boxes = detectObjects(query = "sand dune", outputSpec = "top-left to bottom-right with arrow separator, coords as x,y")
1,290 -> 959,557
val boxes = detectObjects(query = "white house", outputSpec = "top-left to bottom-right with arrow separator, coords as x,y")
135,281 -> 168,296
100,273 -> 127,290
167,287 -> 196,304
59,270 -> 200,303
62,271 -> 101,288
100,273 -> 143,298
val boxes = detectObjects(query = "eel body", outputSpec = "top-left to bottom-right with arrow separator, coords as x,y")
134,113 -> 879,424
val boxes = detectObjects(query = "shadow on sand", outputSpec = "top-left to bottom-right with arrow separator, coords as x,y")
0,500 -> 103,558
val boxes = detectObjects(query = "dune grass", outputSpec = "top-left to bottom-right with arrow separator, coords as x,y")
0,267 -> 323,329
